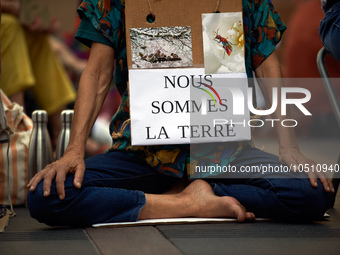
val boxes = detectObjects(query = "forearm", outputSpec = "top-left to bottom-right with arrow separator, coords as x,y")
67,72 -> 110,153
255,51 -> 299,151
65,42 -> 115,156
255,51 -> 334,192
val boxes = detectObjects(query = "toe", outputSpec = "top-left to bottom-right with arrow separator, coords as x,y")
246,212 -> 256,221
233,205 -> 247,222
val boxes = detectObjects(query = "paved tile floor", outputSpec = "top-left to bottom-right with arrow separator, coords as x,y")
1,195 -> 339,255
1,137 -> 340,255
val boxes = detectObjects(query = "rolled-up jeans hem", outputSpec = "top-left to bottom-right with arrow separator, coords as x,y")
130,191 -> 146,222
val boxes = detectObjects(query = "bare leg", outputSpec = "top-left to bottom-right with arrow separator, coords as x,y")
139,179 -> 255,222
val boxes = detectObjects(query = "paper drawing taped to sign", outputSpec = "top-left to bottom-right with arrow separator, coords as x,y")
130,26 -> 193,69
202,12 -> 245,74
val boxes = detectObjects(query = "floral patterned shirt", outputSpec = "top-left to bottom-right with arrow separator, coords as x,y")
76,0 -> 286,178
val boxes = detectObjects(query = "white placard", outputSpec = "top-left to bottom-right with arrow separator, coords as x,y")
129,68 -> 251,145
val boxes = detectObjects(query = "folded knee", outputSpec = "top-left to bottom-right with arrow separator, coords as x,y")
275,179 -> 330,222
27,184 -> 60,226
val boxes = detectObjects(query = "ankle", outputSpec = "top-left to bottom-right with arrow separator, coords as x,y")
176,189 -> 197,217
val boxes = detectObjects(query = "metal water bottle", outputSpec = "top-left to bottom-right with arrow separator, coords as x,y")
56,110 -> 73,160
28,110 -> 53,181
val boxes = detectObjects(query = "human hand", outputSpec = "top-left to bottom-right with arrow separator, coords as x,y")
27,149 -> 85,200
279,147 -> 335,193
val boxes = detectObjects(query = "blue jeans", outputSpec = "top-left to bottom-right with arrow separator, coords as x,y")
320,2 -> 340,62
27,146 -> 330,227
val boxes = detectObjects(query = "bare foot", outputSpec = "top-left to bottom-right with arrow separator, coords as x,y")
140,179 -> 255,222
181,180 -> 255,222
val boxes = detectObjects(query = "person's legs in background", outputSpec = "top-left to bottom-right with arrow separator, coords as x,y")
320,2 -> 340,62
24,29 -> 76,147
0,14 -> 35,106
0,14 -> 76,147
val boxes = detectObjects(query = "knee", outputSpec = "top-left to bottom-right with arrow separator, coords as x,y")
275,179 -> 331,222
27,182 -> 60,226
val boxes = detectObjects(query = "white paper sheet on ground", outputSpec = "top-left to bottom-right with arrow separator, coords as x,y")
93,217 -> 271,228
93,213 -> 331,228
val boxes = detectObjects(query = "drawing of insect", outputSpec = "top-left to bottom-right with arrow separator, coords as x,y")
213,29 -> 233,58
